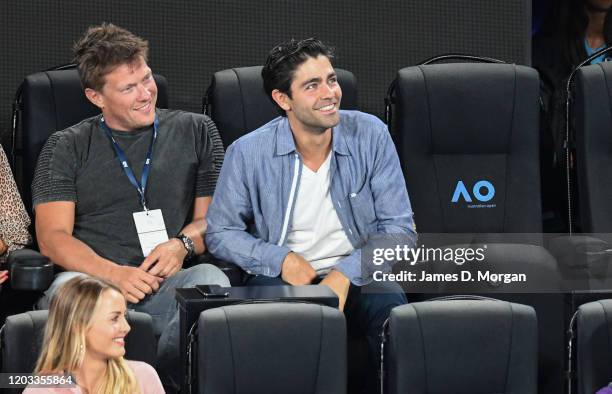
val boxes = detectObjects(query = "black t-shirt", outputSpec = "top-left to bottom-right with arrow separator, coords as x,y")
32,109 -> 224,266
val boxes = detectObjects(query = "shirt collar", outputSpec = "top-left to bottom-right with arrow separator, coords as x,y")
275,114 -> 351,156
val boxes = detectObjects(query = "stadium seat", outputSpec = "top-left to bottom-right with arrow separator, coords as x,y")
574,62 -> 612,234
385,298 -> 538,394
196,302 -> 346,394
575,299 -> 612,394
204,65 -> 358,148
0,310 -> 156,393
389,61 -> 565,393
392,62 -> 541,234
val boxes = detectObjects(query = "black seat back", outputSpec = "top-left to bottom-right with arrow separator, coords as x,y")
16,68 -> 168,214
206,65 -> 357,148
394,63 -> 541,233
386,299 -> 538,394
574,62 -> 612,233
576,299 -> 612,394
197,302 -> 346,394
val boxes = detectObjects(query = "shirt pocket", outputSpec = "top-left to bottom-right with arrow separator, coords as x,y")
347,183 -> 377,234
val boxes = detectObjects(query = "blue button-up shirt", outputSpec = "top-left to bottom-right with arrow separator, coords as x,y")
206,110 -> 416,285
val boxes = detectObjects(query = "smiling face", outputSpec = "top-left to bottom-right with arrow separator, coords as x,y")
272,55 -> 342,135
84,289 -> 130,361
85,56 -> 157,131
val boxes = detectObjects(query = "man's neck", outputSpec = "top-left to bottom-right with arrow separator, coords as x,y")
289,121 -> 332,173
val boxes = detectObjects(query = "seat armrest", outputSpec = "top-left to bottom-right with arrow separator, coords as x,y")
548,235 -> 612,283
6,249 -> 54,291
188,252 -> 245,286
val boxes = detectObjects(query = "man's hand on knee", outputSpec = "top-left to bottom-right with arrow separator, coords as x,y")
109,265 -> 163,304
320,270 -> 350,312
281,252 -> 317,286
139,238 -> 187,278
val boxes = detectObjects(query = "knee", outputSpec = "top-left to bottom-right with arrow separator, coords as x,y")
186,264 -> 231,287
363,280 -> 408,307
358,283 -> 407,327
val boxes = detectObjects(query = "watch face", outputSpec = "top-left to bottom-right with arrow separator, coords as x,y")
178,234 -> 194,257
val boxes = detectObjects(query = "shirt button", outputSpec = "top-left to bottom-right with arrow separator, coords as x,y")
348,229 -> 353,234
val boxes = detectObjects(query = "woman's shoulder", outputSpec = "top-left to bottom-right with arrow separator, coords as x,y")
126,360 -> 165,393
126,359 -> 157,375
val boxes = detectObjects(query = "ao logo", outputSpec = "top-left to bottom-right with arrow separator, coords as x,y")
451,180 -> 495,203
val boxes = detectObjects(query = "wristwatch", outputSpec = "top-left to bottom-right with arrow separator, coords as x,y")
174,233 -> 195,260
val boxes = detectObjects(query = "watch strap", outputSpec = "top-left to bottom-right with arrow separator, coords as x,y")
175,233 -> 195,260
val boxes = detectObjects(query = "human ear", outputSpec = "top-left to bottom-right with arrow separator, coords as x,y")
84,88 -> 105,110
271,89 -> 291,112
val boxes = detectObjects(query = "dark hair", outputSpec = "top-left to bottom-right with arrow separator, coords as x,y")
73,23 -> 149,91
540,0 -> 612,73
262,38 -> 335,115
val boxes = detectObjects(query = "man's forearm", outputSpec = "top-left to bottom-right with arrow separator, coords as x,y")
38,230 -> 117,281
206,227 -> 291,276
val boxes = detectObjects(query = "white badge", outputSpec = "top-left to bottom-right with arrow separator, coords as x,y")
133,209 -> 169,257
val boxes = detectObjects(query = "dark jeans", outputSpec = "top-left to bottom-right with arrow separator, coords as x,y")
246,274 -> 407,393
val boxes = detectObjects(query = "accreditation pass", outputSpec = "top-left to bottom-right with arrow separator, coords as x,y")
133,209 -> 169,256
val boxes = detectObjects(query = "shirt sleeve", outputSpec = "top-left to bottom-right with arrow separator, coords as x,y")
31,132 -> 78,206
334,124 -> 417,285
194,117 -> 224,197
0,145 -> 32,254
206,142 -> 291,277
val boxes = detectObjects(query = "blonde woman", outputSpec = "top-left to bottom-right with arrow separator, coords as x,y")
23,276 -> 164,393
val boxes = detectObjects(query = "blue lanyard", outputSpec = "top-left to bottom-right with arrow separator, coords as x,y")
100,115 -> 159,211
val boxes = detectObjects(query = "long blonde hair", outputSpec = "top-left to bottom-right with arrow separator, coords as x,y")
35,276 -> 140,394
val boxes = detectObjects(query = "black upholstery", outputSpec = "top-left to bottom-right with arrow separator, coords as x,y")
18,68 -> 168,214
197,302 -> 346,394
386,299 -> 538,394
395,63 -> 541,233
576,299 -> 612,394
206,65 -> 358,148
574,62 -> 612,233
1,310 -> 156,373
